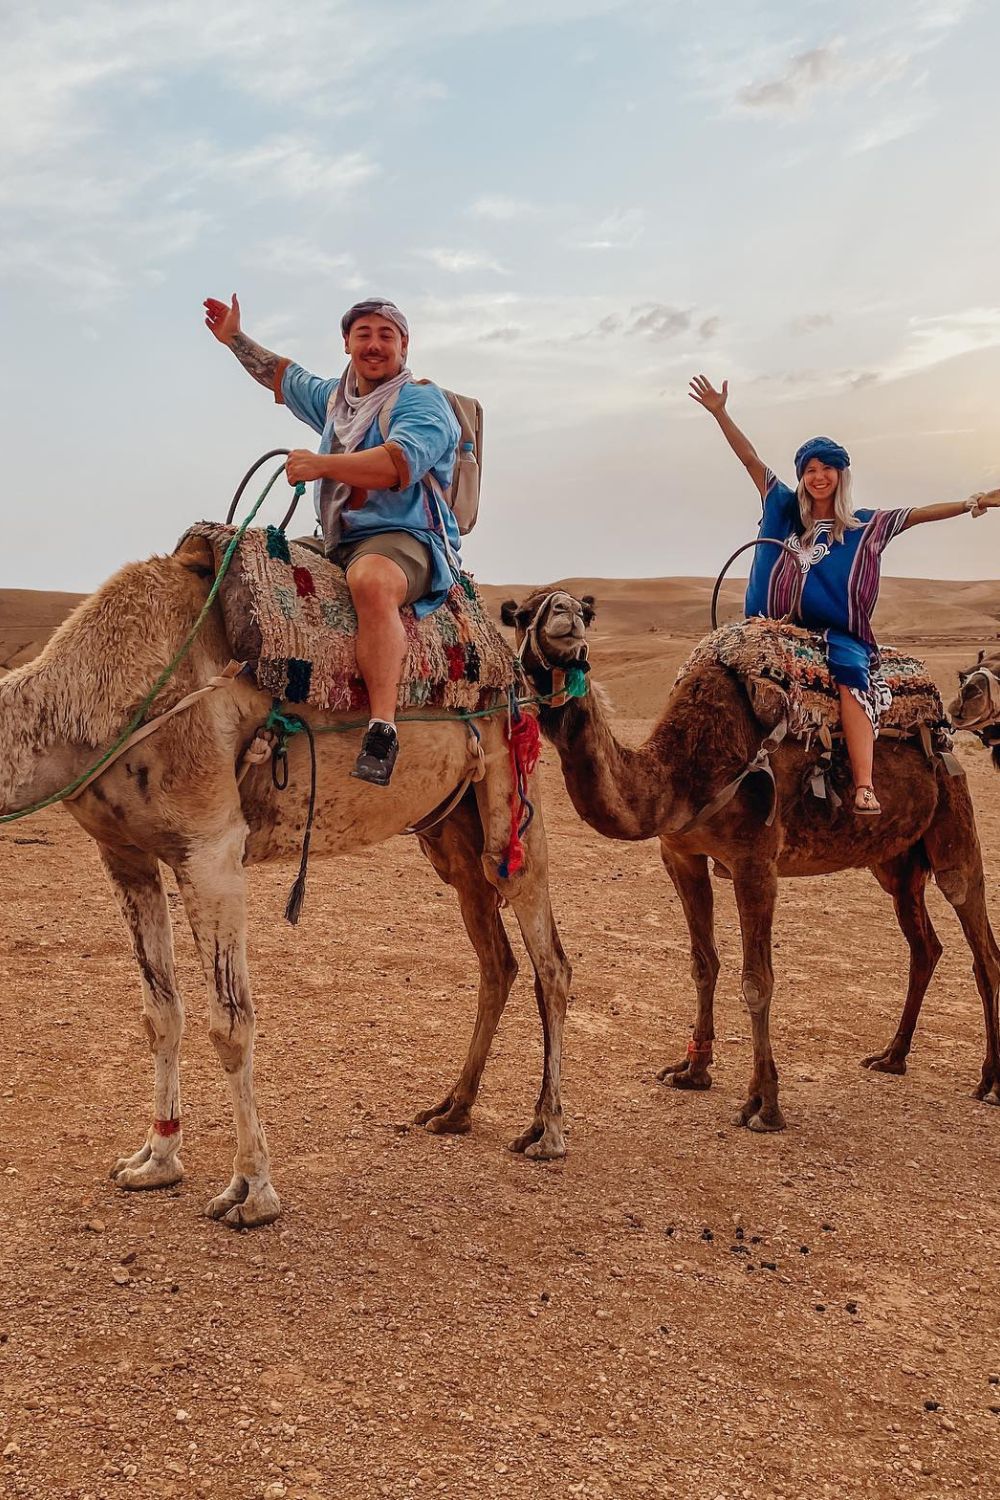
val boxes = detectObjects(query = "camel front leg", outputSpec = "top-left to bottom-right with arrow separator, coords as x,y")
502,823 -> 571,1161
657,847 -> 719,1090
101,846 -> 186,1192
473,732 -> 570,1159
175,830 -> 279,1228
414,797 -> 519,1135
731,859 -> 785,1132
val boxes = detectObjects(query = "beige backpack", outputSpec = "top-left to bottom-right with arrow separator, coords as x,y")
378,380 -> 483,535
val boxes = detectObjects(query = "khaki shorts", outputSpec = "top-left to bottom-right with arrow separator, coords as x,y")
330,531 -> 433,606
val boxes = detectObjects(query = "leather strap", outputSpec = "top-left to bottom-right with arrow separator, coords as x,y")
674,719 -> 788,836
67,662 -> 245,803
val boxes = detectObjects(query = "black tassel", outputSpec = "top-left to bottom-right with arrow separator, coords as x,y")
281,716 -> 318,926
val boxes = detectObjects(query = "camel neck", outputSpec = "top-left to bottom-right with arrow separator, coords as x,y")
542,691 -> 673,841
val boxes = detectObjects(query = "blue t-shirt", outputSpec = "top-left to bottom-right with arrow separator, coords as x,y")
281,364 -> 462,618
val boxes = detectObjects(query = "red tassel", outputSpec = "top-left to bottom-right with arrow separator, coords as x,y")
500,712 -> 541,878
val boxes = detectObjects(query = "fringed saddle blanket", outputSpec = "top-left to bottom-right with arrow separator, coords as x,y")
676,618 -> 949,743
178,523 -> 516,714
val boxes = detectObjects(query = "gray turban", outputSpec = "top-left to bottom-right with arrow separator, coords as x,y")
340,299 -> 409,338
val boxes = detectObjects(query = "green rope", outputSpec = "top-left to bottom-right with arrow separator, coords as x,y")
0,467 -> 304,826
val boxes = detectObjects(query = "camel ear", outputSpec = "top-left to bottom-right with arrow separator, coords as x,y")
978,649 -> 986,664
500,599 -> 521,627
581,594 -> 596,626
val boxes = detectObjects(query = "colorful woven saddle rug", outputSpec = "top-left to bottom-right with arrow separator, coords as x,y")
178,523 -> 515,713
676,617 -> 949,742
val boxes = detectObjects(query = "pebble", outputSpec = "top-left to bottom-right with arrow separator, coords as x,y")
111,1269 -> 130,1287
83,1220 -> 105,1234
941,1417 -> 956,1432
263,1486 -> 287,1499
3,1442 -> 20,1458
175,1409 -> 190,1424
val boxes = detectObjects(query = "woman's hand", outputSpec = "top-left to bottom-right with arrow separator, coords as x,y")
689,374 -> 728,414
970,488 -> 1000,513
286,450 -> 327,484
203,293 -> 241,345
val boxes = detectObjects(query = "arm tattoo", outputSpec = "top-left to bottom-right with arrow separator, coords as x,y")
230,332 -> 282,390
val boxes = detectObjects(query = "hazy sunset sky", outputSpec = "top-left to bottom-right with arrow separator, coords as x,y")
4,0 -> 998,591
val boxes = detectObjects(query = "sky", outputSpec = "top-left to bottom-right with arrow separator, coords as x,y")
3,0 -> 999,591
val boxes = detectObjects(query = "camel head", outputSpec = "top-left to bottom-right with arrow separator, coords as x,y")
949,647 -> 1000,769
500,589 -> 595,693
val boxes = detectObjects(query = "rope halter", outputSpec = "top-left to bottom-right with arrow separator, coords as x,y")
514,591 -> 591,708
953,665 -> 1000,735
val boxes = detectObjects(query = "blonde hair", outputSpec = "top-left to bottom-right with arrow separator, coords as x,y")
797,467 -> 860,545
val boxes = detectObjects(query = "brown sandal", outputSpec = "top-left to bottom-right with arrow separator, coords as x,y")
854,785 -> 882,816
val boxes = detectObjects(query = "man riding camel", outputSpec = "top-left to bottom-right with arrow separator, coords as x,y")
203,294 -> 462,787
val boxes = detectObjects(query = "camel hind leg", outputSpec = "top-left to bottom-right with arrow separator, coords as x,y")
101,845 -> 186,1191
923,781 -> 1000,1104
657,847 -> 719,1090
414,795 -> 519,1136
862,847 -> 943,1076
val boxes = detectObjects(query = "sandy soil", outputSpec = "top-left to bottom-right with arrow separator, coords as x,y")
1,577 -> 999,1499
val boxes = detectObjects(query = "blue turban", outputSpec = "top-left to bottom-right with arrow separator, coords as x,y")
794,436 -> 850,479
340,299 -> 409,339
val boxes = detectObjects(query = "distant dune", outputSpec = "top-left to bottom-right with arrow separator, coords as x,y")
2,576 -> 997,718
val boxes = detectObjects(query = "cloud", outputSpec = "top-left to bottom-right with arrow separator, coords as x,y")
698,316 -> 721,341
193,139 -> 378,202
573,209 -> 644,250
628,304 -> 692,341
881,308 -> 1000,379
244,238 -> 356,279
418,248 -> 508,274
480,326 -> 522,343
737,44 -> 842,114
789,312 -> 834,335
468,195 -> 536,221
848,108 -> 932,154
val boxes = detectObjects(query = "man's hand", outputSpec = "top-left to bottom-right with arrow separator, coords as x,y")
286,450 -> 328,484
970,488 -> 1000,512
689,374 -> 729,414
204,293 -> 242,345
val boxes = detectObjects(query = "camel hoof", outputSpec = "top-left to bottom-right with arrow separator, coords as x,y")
206,1176 -> 280,1228
746,1110 -> 786,1133
975,1086 -> 1000,1107
657,1064 -> 712,1091
861,1052 -> 907,1075
110,1144 -> 183,1190
509,1122 -> 566,1160
414,1102 -> 472,1135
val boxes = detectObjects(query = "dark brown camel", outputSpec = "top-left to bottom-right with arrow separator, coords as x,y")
502,588 -> 1000,1130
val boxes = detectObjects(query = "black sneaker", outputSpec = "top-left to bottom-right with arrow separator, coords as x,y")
351,722 -> 399,786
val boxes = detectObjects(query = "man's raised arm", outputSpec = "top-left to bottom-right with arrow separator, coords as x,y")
204,294 -> 286,393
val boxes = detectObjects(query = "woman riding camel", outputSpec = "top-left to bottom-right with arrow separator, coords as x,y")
690,375 -> 1000,814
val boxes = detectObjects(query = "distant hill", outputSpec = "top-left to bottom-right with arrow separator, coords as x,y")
2,576 -> 996,717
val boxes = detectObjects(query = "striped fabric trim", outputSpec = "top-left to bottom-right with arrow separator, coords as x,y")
846,508 -> 911,645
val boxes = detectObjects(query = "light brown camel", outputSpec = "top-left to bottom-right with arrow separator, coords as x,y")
502,588 -> 1000,1129
949,647 -> 1000,771
0,538 -> 571,1228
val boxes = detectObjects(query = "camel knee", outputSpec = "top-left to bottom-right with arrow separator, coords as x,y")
934,866 -> 971,906
141,1004 -> 182,1054
208,1020 -> 253,1074
742,976 -> 772,1014
692,948 -> 720,991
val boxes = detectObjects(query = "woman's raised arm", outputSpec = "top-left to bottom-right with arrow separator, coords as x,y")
689,375 -> 769,497
900,488 -> 1000,529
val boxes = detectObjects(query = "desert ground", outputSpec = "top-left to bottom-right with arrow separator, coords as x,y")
1,575 -> 999,1500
